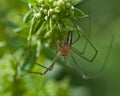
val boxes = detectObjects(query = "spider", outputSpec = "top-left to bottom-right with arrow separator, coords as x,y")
27,24 -> 113,80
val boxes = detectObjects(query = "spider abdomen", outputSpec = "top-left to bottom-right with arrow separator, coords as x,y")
59,43 -> 71,56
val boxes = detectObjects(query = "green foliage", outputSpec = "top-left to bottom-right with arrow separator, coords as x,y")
0,0 -> 86,96
0,0 -> 120,96
0,48 -> 72,96
24,0 -> 86,49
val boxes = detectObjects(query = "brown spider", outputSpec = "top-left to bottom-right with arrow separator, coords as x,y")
27,28 -> 113,80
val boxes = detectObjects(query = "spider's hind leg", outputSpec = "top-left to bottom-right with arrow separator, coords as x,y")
71,35 -> 114,79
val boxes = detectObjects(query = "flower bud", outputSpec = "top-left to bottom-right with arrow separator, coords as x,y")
55,7 -> 60,13
44,16 -> 48,20
44,9 -> 48,15
65,3 -> 71,9
48,8 -> 54,16
34,13 -> 41,18
57,0 -> 65,7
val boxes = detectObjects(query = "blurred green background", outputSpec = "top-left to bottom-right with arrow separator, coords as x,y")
0,0 -> 120,96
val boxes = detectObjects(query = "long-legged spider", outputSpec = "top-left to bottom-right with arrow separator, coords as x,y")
27,24 -> 113,80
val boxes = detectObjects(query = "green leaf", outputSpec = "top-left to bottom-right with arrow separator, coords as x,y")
74,8 -> 88,18
28,17 -> 43,40
23,10 -> 33,23
20,47 -> 36,71
34,20 -> 44,34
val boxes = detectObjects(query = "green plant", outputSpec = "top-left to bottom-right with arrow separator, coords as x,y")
0,0 -> 87,96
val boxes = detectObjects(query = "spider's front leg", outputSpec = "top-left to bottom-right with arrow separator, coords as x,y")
26,52 -> 59,75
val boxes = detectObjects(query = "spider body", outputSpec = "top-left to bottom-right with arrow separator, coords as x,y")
57,42 -> 71,56
57,31 -> 72,56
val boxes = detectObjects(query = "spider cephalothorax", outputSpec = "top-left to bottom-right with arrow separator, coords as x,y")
57,41 -> 71,56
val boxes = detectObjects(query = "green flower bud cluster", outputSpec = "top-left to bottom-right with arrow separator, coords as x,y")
24,0 -> 86,55
31,0 -> 75,21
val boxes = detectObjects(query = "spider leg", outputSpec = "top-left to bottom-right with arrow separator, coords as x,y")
5,31 -> 37,77
71,16 -> 92,55
81,13 -> 92,54
25,62 -> 49,75
71,25 -> 80,45
72,46 -> 97,62
73,23 -> 98,62
82,35 -> 114,79
63,56 -> 70,67
26,52 -> 59,75
71,35 -> 114,79
71,55 -> 88,80
22,38 -> 59,75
